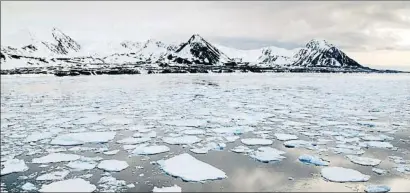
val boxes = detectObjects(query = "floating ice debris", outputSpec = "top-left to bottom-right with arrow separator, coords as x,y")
211,127 -> 249,135
21,182 -> 37,191
224,136 -> 240,143
1,159 -> 29,176
103,150 -> 120,155
73,115 -> 104,125
298,155 -> 329,166
131,145 -> 170,155
241,138 -> 273,146
284,140 -> 315,149
97,160 -> 129,172
157,153 -> 226,182
79,174 -> 93,179
360,141 -> 394,149
365,185 -> 391,193
98,175 -> 127,192
335,136 -> 360,143
321,167 -> 370,182
163,136 -> 201,145
346,155 -> 381,166
32,153 -> 81,164
250,147 -> 286,163
231,146 -> 252,153
68,146 -> 98,152
126,184 -> 135,188
153,185 -> 182,192
301,132 -> 322,137
123,144 -> 147,150
39,178 -> 96,192
372,168 -> 387,175
336,144 -> 362,150
274,133 -> 298,141
331,148 -> 365,155
117,137 -> 151,145
102,117 -> 133,125
133,131 -> 157,138
183,129 -> 205,135
25,132 -> 53,143
190,147 -> 209,154
50,132 -> 116,146
395,164 -> 410,174
161,119 -> 207,127
362,135 -> 389,141
46,147 -> 67,153
36,170 -> 70,181
67,161 -> 96,170
139,173 -> 144,177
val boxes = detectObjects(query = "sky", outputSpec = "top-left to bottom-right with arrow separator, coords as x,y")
1,1 -> 410,70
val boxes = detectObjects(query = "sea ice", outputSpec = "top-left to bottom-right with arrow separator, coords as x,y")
224,136 -> 240,142
321,167 -> 370,182
365,185 -> 391,193
360,141 -> 394,149
183,129 -> 205,135
98,175 -> 127,192
50,132 -> 116,146
131,145 -> 170,155
67,161 -> 96,170
190,147 -> 209,154
103,150 -> 120,155
97,160 -> 129,172
153,185 -> 182,192
250,147 -> 286,163
346,155 -> 381,166
32,153 -> 81,164
157,153 -> 227,182
117,137 -> 151,145
36,170 -> 70,181
39,178 -> 96,192
241,138 -> 273,146
372,168 -> 387,175
21,182 -> 37,191
274,133 -> 298,141
163,136 -> 201,145
25,132 -> 53,143
231,146 -> 252,153
0,159 -> 29,176
331,147 -> 365,155
284,140 -> 315,149
133,131 -> 157,138
298,155 -> 329,166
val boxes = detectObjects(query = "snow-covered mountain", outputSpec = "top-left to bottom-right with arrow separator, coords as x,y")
1,28 -> 369,71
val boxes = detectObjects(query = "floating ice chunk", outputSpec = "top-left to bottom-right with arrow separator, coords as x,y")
117,137 -> 151,145
298,155 -> 329,166
103,150 -> 120,155
163,136 -> 201,145
36,170 -> 70,181
161,119 -> 207,127
25,132 -> 53,143
372,168 -> 387,175
21,182 -> 37,191
331,147 -> 365,155
102,117 -> 133,125
97,160 -> 129,172
39,178 -> 96,192
68,146 -> 97,152
211,127 -> 248,135
231,146 -> 252,153
336,144 -> 361,150
67,161 -> 96,170
73,115 -> 104,125
321,167 -> 370,182
224,136 -> 240,143
133,131 -> 157,138
157,153 -> 226,182
284,140 -> 315,148
32,153 -> 81,164
362,135 -> 387,141
126,184 -> 135,188
131,145 -> 170,155
250,147 -> 286,163
241,138 -> 273,146
0,159 -> 29,176
346,155 -> 381,166
274,133 -> 298,141
153,185 -> 182,192
395,164 -> 410,174
183,129 -> 205,135
190,147 -> 209,154
301,132 -> 322,137
335,136 -> 360,143
365,185 -> 391,193
50,132 -> 116,146
360,141 -> 394,149
98,175 -> 127,192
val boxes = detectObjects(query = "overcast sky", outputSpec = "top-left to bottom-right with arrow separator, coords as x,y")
1,1 -> 410,70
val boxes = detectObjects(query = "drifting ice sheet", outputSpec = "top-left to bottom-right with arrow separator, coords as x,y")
250,147 -> 286,162
50,132 -> 116,146
298,155 -> 329,166
231,146 -> 252,153
0,159 -> 29,176
321,167 -> 370,182
67,161 -> 96,170
157,153 -> 227,182
163,136 -> 201,145
39,178 -> 96,192
241,138 -> 273,146
131,145 -> 170,155
346,155 -> 381,166
36,170 -> 70,181
365,185 -> 391,193
21,182 -> 37,191
117,137 -> 151,145
275,133 -> 298,141
153,185 -> 182,192
32,153 -> 81,164
25,132 -> 53,143
97,160 -> 129,172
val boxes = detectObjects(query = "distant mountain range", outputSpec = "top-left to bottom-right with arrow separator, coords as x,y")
0,28 -> 402,75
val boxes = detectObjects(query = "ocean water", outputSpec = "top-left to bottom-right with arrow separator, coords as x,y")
1,73 -> 409,192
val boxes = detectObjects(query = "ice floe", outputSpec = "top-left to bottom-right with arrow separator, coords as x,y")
157,153 -> 226,182
117,137 -> 151,145
39,178 -> 96,192
365,185 -> 391,193
321,167 -> 370,182
231,145 -> 252,153
284,140 -> 315,149
32,153 -> 81,164
1,159 -> 29,176
131,145 -> 170,155
98,175 -> 127,192
183,129 -> 205,135
163,136 -> 201,145
250,147 -> 286,163
103,150 -> 120,155
153,185 -> 182,192
331,147 -> 365,155
346,155 -> 381,166
50,132 -> 116,146
67,160 -> 97,170
21,182 -> 37,191
298,155 -> 329,166
372,168 -> 387,175
36,170 -> 70,181
190,147 -> 209,154
241,138 -> 273,146
97,160 -> 129,172
360,141 -> 394,149
274,133 -> 298,141
25,132 -> 53,143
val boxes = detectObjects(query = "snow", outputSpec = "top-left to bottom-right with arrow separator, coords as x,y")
157,153 -> 227,182
97,160 -> 129,172
298,155 -> 329,166
67,161 -> 96,170
36,170 -> 70,181
103,150 -> 120,155
39,178 -> 96,192
321,167 -> 370,182
163,136 -> 201,145
1,159 -> 29,176
21,182 -> 37,191
250,147 -> 286,162
32,153 -> 81,164
153,185 -> 182,192
50,132 -> 116,146
365,185 -> 391,193
274,133 -> 298,141
131,145 -> 170,155
346,155 -> 381,166
241,138 -> 273,146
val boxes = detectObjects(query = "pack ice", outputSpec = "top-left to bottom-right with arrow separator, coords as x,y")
163,136 -> 201,145
153,185 -> 182,192
32,153 -> 81,164
298,155 -> 329,166
50,132 -> 116,145
97,160 -> 129,172
250,147 -> 286,163
241,138 -> 273,146
39,178 -> 96,192
346,155 -> 381,166
1,159 -> 29,176
321,167 -> 370,182
131,145 -> 170,155
157,153 -> 227,182
365,185 -> 391,193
